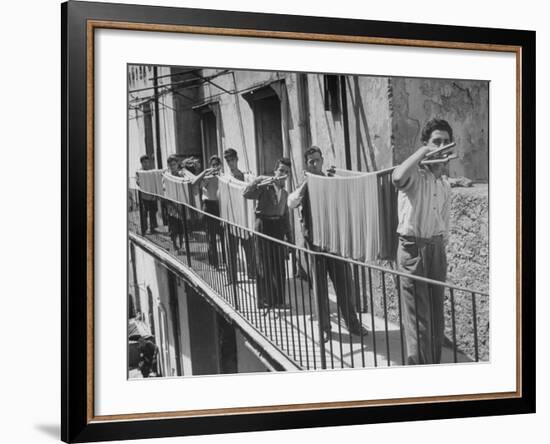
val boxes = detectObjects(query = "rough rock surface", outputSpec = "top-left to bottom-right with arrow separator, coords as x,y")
447,184 -> 489,293
446,184 -> 489,360
368,184 -> 489,362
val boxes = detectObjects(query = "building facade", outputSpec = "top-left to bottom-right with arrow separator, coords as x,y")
127,65 -> 490,376
129,241 -> 274,377
128,65 -> 489,184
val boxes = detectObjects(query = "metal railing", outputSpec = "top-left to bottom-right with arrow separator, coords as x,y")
129,187 -> 489,370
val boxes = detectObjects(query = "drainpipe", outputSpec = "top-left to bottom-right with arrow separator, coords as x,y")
340,75 -> 352,170
153,66 -> 163,169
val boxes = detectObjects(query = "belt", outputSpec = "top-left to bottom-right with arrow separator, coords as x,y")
256,214 -> 283,221
400,234 -> 443,245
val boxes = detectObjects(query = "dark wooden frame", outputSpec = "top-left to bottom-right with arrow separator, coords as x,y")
62,1 -> 536,442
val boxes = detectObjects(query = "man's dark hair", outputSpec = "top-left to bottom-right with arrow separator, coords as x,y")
209,155 -> 222,166
420,118 -> 454,144
180,157 -> 196,174
139,154 -> 150,163
223,148 -> 238,159
303,145 -> 323,163
275,157 -> 291,170
181,158 -> 194,167
167,154 -> 178,165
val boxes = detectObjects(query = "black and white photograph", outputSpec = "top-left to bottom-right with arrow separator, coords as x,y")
127,64 -> 489,378
0,0 -> 542,441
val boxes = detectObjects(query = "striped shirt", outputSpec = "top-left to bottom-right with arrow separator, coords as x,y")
396,167 -> 451,241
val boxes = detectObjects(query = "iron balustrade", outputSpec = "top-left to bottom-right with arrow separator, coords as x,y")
129,187 -> 490,370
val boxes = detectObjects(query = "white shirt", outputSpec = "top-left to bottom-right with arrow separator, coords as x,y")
396,167 -> 451,241
287,181 -> 306,209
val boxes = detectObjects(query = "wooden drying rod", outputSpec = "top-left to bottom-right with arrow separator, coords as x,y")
257,175 -> 288,187
421,153 -> 458,165
420,142 -> 457,165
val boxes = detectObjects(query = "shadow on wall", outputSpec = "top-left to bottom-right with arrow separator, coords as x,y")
391,77 -> 489,182
349,76 -> 377,172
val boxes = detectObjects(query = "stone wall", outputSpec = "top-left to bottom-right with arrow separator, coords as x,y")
447,184 -> 489,293
391,77 -> 489,181
447,184 -> 489,360
369,184 -> 489,361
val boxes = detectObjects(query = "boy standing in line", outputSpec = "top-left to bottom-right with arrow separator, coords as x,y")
392,118 -> 454,365
288,146 -> 367,343
165,155 -> 185,252
223,148 -> 257,282
136,154 -> 158,235
243,158 -> 292,309
190,155 -> 224,267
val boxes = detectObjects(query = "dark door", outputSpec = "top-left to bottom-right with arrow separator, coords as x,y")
200,110 -> 219,166
142,102 -> 155,162
216,313 -> 237,374
187,286 -> 220,375
254,95 -> 283,175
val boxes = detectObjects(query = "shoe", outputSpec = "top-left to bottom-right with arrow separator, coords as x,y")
322,330 -> 331,343
349,326 -> 369,337
260,307 -> 272,317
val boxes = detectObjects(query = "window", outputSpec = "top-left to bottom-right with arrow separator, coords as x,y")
324,74 -> 341,115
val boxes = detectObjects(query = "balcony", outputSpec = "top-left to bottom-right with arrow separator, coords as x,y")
128,188 -> 489,374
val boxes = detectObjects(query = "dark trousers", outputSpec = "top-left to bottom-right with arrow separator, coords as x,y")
309,244 -> 361,334
226,229 -> 257,284
397,235 -> 447,365
202,200 -> 225,268
255,217 -> 287,309
167,203 -> 183,250
139,193 -> 158,234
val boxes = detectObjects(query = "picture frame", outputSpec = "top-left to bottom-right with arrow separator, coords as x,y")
61,0 -> 536,442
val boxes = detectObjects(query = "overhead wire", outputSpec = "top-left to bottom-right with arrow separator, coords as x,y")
129,68 -> 285,110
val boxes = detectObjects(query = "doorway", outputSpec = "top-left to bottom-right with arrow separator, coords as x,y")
244,87 -> 284,175
199,109 -> 219,166
142,102 -> 155,162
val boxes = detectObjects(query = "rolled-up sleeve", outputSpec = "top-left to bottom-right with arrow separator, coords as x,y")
288,182 -> 307,209
243,177 -> 265,200
393,167 -> 420,194
282,205 -> 292,239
